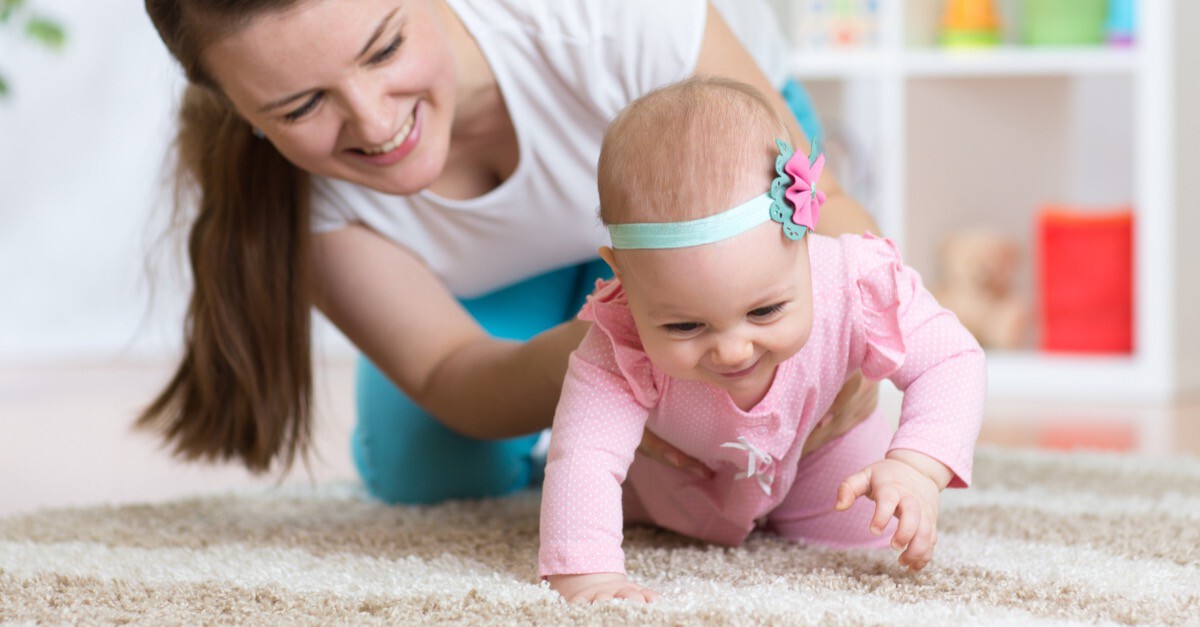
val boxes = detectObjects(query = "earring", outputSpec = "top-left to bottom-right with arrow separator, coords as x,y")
252,127 -> 266,139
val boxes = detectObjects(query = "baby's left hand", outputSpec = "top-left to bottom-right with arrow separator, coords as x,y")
835,450 -> 951,572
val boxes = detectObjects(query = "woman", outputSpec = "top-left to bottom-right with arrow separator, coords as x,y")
140,0 -> 880,504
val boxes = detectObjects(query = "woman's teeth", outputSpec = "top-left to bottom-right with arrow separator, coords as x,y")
361,112 -> 415,155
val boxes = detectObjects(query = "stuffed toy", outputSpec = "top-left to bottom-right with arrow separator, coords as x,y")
932,230 -> 1029,350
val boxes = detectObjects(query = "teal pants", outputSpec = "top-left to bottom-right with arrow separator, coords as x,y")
352,260 -> 612,503
352,80 -> 823,504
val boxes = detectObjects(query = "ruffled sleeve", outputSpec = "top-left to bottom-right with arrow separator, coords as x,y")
577,279 -> 666,408
854,234 -> 918,381
847,233 -> 988,489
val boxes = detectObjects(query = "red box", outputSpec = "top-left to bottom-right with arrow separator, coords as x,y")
1038,208 -> 1134,353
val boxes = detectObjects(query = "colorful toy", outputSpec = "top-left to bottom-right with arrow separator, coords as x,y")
1037,207 -> 1133,354
932,230 -> 1029,350
789,0 -> 880,49
1020,0 -> 1107,46
1106,0 -> 1137,46
940,0 -> 1002,48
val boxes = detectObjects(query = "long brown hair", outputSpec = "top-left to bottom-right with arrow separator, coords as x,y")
140,0 -> 314,473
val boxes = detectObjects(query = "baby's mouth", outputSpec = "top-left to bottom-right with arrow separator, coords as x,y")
716,359 -> 760,379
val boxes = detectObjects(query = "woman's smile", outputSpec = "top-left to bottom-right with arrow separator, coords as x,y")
202,0 -> 461,195
347,100 -> 422,166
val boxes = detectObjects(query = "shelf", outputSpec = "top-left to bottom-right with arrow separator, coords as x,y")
781,0 -> 1194,404
789,50 -> 889,79
902,47 -> 1140,77
790,46 -> 1139,79
985,351 -> 1170,403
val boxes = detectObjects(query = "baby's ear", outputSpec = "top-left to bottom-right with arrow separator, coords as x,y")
598,246 -> 621,280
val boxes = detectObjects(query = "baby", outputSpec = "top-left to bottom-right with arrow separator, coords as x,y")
539,77 -> 986,603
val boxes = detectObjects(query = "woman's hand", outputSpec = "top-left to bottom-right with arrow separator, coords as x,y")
546,573 -> 659,604
802,372 -> 879,455
638,429 -> 714,479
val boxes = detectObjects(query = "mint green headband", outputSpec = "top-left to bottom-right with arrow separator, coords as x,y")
605,139 -> 826,250
607,194 -> 774,250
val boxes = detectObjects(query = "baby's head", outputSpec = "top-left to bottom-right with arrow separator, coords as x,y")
598,76 -> 788,227
595,77 -> 816,411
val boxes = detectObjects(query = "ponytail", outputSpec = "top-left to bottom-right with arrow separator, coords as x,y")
138,84 -> 314,473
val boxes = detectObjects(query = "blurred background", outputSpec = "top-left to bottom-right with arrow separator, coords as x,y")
2,0 -> 1198,515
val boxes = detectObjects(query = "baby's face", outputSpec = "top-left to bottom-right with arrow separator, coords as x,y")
616,222 -> 813,411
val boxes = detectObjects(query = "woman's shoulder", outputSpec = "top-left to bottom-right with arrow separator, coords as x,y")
450,0 -> 707,114
450,0 -> 703,39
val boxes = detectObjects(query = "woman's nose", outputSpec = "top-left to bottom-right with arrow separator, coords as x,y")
342,80 -> 396,146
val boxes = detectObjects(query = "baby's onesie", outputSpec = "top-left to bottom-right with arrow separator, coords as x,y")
539,233 -> 986,577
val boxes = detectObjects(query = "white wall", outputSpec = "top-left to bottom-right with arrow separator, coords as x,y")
0,1 -> 350,363
1,1 -> 184,361
1175,0 -> 1200,396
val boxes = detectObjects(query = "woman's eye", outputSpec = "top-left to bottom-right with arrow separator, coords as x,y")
749,303 -> 786,319
283,92 -> 323,122
369,34 -> 404,65
665,322 -> 703,336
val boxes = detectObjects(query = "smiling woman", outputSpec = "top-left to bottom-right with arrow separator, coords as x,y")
202,0 -> 461,196
138,0 -> 883,508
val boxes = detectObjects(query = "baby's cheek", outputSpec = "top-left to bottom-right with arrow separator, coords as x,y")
776,319 -> 813,359
643,343 -> 698,380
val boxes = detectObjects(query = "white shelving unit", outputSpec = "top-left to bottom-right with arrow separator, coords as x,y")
778,0 -> 1199,403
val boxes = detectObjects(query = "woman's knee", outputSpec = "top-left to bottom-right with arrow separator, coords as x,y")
350,261 -> 600,504
352,356 -> 540,504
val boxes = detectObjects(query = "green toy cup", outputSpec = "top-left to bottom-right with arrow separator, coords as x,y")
1021,0 -> 1108,45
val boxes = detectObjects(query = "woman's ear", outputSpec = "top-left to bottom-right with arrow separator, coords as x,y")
598,246 -> 620,280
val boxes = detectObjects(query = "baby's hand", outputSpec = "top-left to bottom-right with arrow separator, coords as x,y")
546,572 -> 659,604
835,450 -> 953,572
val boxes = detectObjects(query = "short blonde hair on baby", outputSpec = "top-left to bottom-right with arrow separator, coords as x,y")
598,76 -> 789,226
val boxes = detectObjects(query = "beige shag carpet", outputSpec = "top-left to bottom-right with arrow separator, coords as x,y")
2,447 -> 1198,625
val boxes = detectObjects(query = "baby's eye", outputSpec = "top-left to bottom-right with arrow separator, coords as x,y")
664,322 -> 704,337
748,303 -> 786,320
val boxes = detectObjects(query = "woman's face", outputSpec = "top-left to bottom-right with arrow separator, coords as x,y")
203,0 -> 458,195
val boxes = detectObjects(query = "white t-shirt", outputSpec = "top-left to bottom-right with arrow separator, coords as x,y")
312,0 -> 789,298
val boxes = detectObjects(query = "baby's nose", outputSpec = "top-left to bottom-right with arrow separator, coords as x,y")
712,336 -> 754,367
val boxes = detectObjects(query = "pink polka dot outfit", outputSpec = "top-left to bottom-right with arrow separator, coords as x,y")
538,233 -> 987,578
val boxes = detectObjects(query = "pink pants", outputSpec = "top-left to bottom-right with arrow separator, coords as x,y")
764,409 -> 896,548
625,409 -> 896,549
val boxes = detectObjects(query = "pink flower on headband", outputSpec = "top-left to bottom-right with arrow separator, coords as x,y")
769,139 -> 824,241
783,148 -> 824,231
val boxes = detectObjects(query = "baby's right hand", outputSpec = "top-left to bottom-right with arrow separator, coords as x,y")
546,572 -> 659,604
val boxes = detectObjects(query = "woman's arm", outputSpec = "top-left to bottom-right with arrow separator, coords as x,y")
312,224 -> 714,477
693,2 -> 880,238
311,224 -> 582,439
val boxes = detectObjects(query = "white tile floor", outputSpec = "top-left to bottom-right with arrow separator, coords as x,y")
3,359 -> 1198,517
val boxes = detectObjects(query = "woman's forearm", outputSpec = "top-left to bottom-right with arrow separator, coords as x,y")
420,318 -> 592,439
